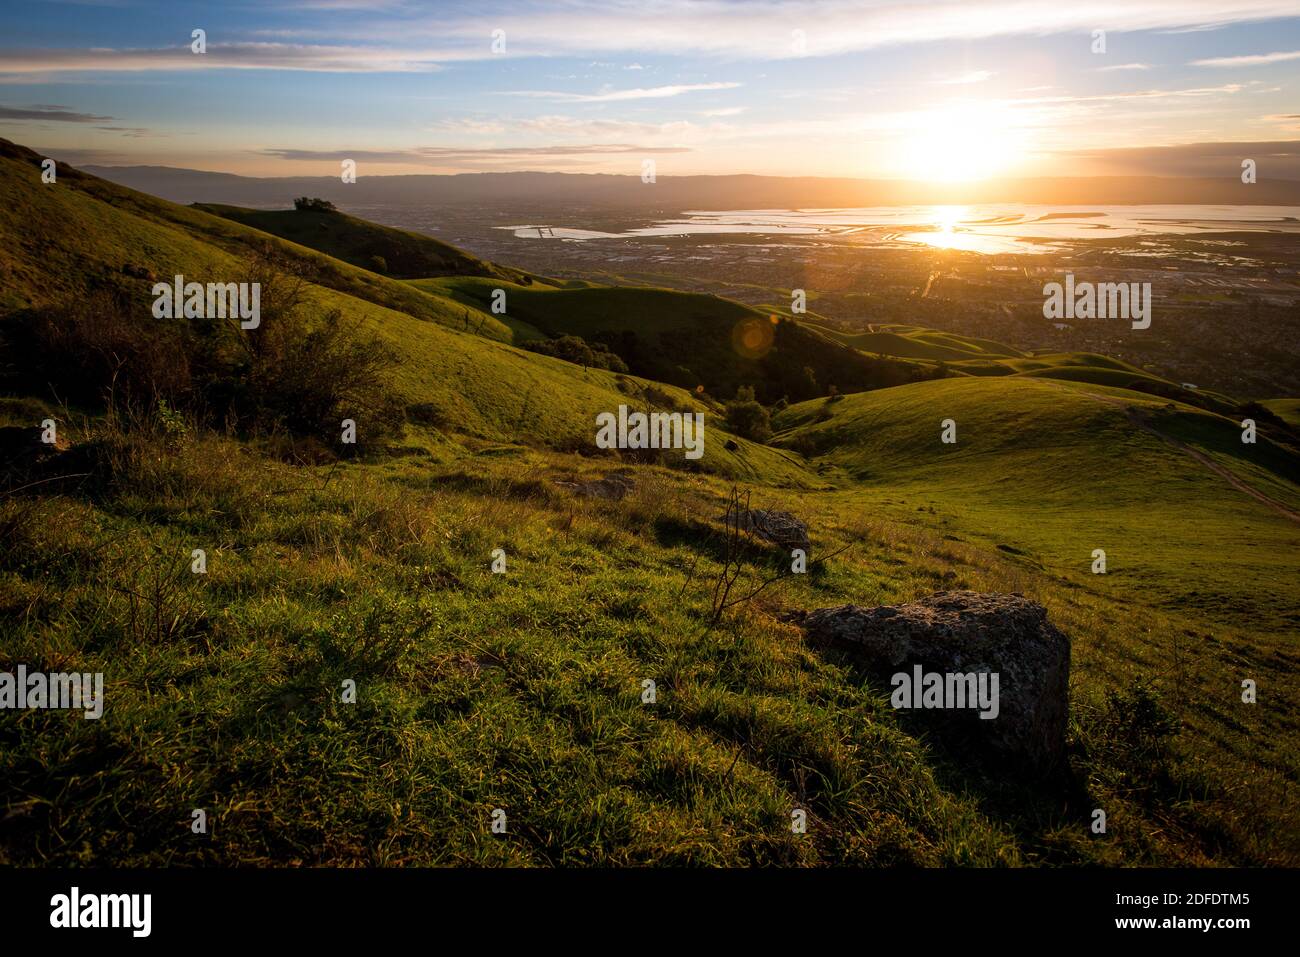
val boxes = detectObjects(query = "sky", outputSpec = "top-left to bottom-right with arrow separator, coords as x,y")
1,0 -> 1299,180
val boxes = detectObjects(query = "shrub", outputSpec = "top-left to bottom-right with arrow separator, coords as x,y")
725,386 -> 772,443
293,197 -> 337,212
233,307 -> 400,451
7,286 -> 192,407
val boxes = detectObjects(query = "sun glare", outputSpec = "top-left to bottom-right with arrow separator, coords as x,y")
900,102 -> 1023,182
935,205 -> 965,233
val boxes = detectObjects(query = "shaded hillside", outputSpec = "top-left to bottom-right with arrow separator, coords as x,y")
415,277 -> 940,403
198,203 -> 550,285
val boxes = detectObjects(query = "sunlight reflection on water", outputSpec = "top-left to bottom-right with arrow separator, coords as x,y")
502,204 -> 1300,255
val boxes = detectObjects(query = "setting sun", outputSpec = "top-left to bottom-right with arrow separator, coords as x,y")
900,102 -> 1026,182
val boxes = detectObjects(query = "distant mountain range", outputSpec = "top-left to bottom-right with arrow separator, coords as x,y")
82,165 -> 1300,210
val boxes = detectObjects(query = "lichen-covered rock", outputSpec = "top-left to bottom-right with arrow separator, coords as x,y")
799,590 -> 1070,777
732,508 -> 810,553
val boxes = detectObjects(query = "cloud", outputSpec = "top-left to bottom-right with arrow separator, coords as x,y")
0,103 -> 113,122
1020,83 -> 1246,106
1096,63 -> 1153,72
258,143 -> 692,164
935,70 -> 994,85
499,82 -> 741,102
513,115 -> 703,136
12,2 -> 1298,74
1059,138 -> 1300,177
1192,50 -> 1300,67
0,42 -> 448,75
428,117 -> 509,134
271,1 -> 1300,61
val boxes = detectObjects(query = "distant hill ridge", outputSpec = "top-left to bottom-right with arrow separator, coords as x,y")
81,165 -> 1300,208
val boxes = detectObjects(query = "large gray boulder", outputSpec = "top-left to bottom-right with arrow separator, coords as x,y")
732,508 -> 810,553
798,590 -> 1070,777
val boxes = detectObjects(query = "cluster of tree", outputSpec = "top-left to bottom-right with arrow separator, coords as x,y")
725,385 -> 772,443
524,334 -> 628,373
293,197 -> 337,212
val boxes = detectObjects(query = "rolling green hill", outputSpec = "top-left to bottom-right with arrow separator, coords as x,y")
2,138 -> 1297,869
0,138 -> 804,483
773,375 -> 1299,628
1262,398 -> 1300,428
810,322 -> 1028,361
806,314 -> 1241,415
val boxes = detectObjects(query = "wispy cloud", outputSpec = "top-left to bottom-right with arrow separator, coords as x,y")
9,2 -> 1299,74
499,82 -> 741,103
1097,63 -> 1153,72
303,1 -> 1300,61
259,144 -> 691,164
96,127 -> 154,137
1192,49 -> 1300,67
0,43 -> 448,74
0,103 -> 112,122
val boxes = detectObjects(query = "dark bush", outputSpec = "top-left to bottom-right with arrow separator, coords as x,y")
524,334 -> 628,373
5,286 -> 192,407
725,386 -> 772,443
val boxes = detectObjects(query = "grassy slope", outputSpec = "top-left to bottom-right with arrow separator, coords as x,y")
773,377 -> 1299,614
1,142 -> 1297,866
3,415 -> 1296,866
0,140 -> 801,484
813,323 -> 1027,362
805,316 -> 1240,411
1263,398 -> 1300,428
771,376 -> 1300,865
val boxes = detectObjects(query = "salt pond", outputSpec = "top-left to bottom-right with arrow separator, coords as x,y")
501,205 -> 1300,255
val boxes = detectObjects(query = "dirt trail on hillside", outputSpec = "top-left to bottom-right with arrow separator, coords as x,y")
1050,382 -> 1300,526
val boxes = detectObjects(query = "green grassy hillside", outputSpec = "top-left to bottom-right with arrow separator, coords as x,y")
0,140 -> 528,343
812,322 -> 1027,361
1263,398 -> 1300,428
2,141 -> 1297,869
773,376 -> 1300,629
0,139 -> 803,484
